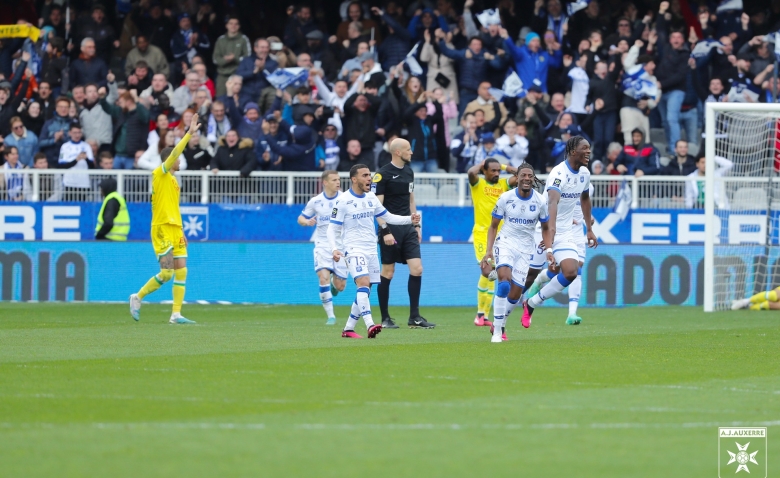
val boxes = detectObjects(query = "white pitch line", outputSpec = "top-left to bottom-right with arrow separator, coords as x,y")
1,420 -> 779,431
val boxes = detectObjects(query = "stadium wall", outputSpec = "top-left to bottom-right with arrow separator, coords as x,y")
0,202 -> 772,244
0,242 -> 731,307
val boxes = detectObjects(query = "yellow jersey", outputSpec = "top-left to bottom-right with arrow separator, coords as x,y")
471,177 -> 512,231
151,133 -> 190,226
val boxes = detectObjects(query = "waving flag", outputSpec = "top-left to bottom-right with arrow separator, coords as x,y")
567,0 -> 589,16
621,66 -> 659,101
405,43 -> 423,76
716,0 -> 742,12
613,179 -> 632,221
773,31 -> 780,62
265,68 -> 309,90
690,39 -> 723,59
502,72 -> 524,98
475,8 -> 502,27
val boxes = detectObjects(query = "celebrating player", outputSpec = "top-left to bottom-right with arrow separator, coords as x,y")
522,136 -> 597,326
732,287 -> 780,310
298,170 -> 347,325
484,163 -> 548,342
468,158 -> 519,327
374,138 -> 434,330
526,184 -> 594,325
129,113 -> 201,324
328,164 -> 421,338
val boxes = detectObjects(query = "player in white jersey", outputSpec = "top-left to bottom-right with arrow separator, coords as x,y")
484,163 -> 549,342
525,184 -> 594,324
523,136 -> 597,327
327,164 -> 420,339
298,170 -> 347,325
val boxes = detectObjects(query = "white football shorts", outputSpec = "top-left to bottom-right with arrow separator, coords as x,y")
345,252 -> 381,284
314,247 -> 348,279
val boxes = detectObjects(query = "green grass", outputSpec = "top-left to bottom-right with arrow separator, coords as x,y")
0,303 -> 778,477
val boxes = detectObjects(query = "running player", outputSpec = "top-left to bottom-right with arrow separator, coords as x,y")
526,184 -> 594,324
328,164 -> 421,338
522,136 -> 597,326
484,163 -> 548,342
468,158 -> 518,327
129,113 -> 201,324
732,287 -> 780,310
298,170 -> 347,325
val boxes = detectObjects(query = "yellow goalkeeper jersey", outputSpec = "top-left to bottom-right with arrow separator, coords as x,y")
151,133 -> 190,226
471,177 -> 511,232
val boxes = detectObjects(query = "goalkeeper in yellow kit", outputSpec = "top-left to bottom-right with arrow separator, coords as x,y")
129,114 -> 201,324
732,287 -> 780,311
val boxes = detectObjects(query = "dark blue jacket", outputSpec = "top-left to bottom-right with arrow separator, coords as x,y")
438,41 -> 504,92
236,55 -> 278,101
69,56 -> 108,87
407,9 -> 450,42
377,13 -> 411,71
170,28 -> 211,62
616,143 -> 661,175
265,121 -> 317,171
256,127 -> 290,171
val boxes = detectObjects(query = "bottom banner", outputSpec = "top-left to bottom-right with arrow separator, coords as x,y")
0,243 -> 725,307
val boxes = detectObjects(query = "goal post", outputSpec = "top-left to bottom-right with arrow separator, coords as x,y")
704,102 -> 780,312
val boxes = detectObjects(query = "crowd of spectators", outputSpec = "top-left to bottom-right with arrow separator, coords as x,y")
1,0 -> 779,202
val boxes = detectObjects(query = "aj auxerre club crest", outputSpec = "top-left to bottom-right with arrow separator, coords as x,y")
180,206 -> 209,241
719,427 -> 766,477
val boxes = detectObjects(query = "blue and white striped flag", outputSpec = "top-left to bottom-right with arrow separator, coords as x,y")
265,68 -> 309,90
567,0 -> 589,16
690,39 -> 723,59
405,43 -> 423,76
621,66 -> 659,101
476,8 -> 502,26
613,179 -> 631,221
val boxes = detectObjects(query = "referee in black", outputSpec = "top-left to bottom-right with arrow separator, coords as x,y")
373,138 -> 435,329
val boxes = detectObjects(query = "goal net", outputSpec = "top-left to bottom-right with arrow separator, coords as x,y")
704,103 -> 780,312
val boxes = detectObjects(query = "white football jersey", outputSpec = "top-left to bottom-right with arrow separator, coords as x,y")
572,184 -> 594,227
301,190 -> 343,250
545,160 -> 590,237
330,189 -> 391,256
59,140 -> 94,189
492,188 -> 548,251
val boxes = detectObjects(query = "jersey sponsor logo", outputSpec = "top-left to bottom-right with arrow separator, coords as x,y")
561,192 -> 581,198
373,173 -> 382,182
553,178 -> 562,187
331,208 -> 338,218
351,212 -> 374,219
507,217 -> 537,225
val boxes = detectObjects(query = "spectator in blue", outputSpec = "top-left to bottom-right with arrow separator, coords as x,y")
407,8 -> 449,43
616,128 -> 661,176
372,6 -> 411,72
69,38 -> 108,88
261,118 -> 317,171
236,102 -> 263,141
655,7 -> 691,155
170,13 -> 211,74
236,38 -> 278,105
5,116 -> 39,168
256,114 -> 289,171
500,28 -> 562,97
436,29 -> 504,117
39,97 -> 72,167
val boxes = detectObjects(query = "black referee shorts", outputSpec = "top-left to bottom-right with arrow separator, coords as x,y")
379,224 -> 421,265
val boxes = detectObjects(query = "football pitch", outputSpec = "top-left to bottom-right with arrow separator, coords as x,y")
1,303 -> 778,477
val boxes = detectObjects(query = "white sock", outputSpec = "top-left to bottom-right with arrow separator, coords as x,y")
319,284 -> 335,318
506,297 -> 520,317
344,300 -> 360,331
356,287 -> 374,328
529,273 -> 571,308
493,296 -> 507,333
568,276 -> 581,316
535,269 -> 555,287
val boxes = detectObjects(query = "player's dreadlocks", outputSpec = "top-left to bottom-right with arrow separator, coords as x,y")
565,135 -> 588,160
516,161 -> 544,189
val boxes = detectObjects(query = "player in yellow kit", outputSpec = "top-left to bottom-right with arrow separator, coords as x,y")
732,286 -> 780,311
129,113 -> 201,324
467,158 -> 518,326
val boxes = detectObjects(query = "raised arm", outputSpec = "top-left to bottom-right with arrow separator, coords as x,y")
467,159 -> 484,186
163,114 -> 200,173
